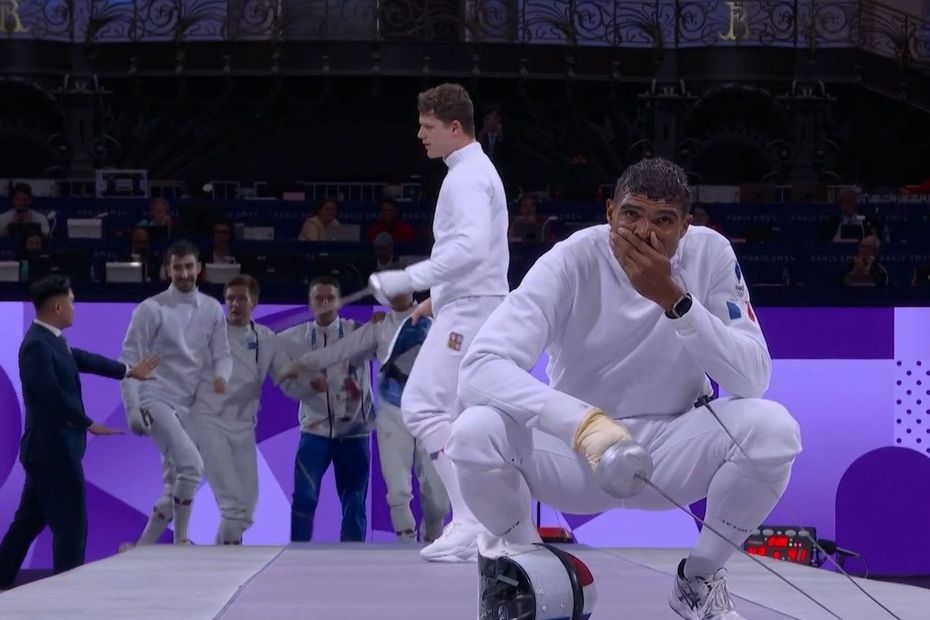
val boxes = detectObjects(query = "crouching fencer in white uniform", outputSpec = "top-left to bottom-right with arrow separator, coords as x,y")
367,83 -> 510,562
119,240 -> 233,546
184,275 -> 302,545
283,293 -> 450,543
447,158 -> 802,620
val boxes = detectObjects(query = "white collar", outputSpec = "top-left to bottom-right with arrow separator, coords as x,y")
443,141 -> 482,168
34,319 -> 62,338
167,283 -> 200,306
313,317 -> 341,332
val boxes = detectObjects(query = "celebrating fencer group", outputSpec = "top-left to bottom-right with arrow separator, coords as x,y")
113,82 -> 800,620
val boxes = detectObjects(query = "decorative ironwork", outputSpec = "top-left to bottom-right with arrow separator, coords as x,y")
4,0 -> 73,40
381,0 -> 460,41
224,0 -> 280,39
4,1 -> 930,70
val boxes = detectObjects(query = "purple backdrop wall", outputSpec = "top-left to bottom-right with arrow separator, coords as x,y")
0,303 -> 926,572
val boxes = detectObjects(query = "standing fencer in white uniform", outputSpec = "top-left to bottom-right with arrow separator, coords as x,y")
447,158 -> 803,620
120,240 -> 232,546
283,293 -> 450,543
367,83 -> 510,562
184,275 -> 301,545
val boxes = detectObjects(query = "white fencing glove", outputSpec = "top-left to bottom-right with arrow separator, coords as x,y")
368,270 -> 414,306
571,407 -> 633,473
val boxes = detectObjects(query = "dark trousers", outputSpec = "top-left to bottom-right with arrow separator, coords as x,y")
0,460 -> 87,588
290,432 -> 370,542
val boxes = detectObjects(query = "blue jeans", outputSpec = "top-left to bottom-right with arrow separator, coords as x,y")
291,432 -> 370,542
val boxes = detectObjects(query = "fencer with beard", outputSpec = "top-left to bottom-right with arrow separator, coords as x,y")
184,275 -> 303,545
283,294 -> 450,543
366,83 -> 509,562
120,240 -> 232,546
448,158 -> 802,620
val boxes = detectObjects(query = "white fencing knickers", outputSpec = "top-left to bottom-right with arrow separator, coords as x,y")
446,398 -> 802,573
185,416 -> 259,544
375,403 -> 449,541
138,401 -> 204,544
400,296 -> 504,455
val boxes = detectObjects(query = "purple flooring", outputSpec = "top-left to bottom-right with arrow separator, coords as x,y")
216,544 -> 797,619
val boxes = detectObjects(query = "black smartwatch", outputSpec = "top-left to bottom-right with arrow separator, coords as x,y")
665,293 -> 693,319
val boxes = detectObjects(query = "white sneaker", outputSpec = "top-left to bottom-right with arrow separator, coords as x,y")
419,520 -> 483,563
669,559 -> 745,620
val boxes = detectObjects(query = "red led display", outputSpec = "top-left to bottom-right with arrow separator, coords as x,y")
742,527 -> 816,565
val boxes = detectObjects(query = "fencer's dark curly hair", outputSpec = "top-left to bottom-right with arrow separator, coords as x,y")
613,157 -> 692,213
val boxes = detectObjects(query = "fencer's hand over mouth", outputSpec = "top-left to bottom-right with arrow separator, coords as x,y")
310,377 -> 328,393
128,354 -> 159,380
610,227 -> 683,312
213,377 -> 227,395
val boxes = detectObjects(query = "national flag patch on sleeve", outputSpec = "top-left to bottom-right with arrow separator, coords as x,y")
447,331 -> 464,351
726,300 -> 742,320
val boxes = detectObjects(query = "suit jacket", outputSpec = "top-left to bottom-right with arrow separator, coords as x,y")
18,324 -> 127,465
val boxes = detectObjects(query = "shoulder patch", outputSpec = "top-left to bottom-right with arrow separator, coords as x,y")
733,261 -> 746,299
726,300 -> 742,320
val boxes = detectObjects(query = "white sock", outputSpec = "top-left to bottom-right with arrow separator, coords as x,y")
389,504 -> 417,539
431,450 -> 478,526
218,519 -> 243,545
138,498 -> 172,544
457,462 -> 539,544
397,529 -> 417,542
172,496 -> 194,544
686,460 -> 791,579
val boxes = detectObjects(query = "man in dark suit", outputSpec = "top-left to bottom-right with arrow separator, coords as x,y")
816,187 -> 885,242
0,275 -> 158,589
478,103 -> 518,200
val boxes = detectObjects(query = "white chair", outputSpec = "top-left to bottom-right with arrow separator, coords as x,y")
204,263 -> 241,285
106,262 -> 144,283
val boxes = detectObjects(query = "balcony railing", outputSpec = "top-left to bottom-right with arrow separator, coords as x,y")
2,0 -> 928,66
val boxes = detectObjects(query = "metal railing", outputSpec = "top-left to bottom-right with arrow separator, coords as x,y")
2,1 -> 928,65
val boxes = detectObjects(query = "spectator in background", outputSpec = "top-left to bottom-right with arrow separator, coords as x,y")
508,194 -> 545,241
299,198 -> 341,241
555,149 -> 602,202
126,227 -> 163,283
373,232 -> 400,271
478,104 -> 507,163
15,233 -> 46,280
366,199 -> 416,245
843,235 -> 889,287
478,103 -> 516,198
690,203 -> 727,237
137,198 -> 174,234
209,221 -> 236,264
0,183 -> 50,238
18,232 -> 45,257
513,194 -> 540,223
817,188 -> 884,242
